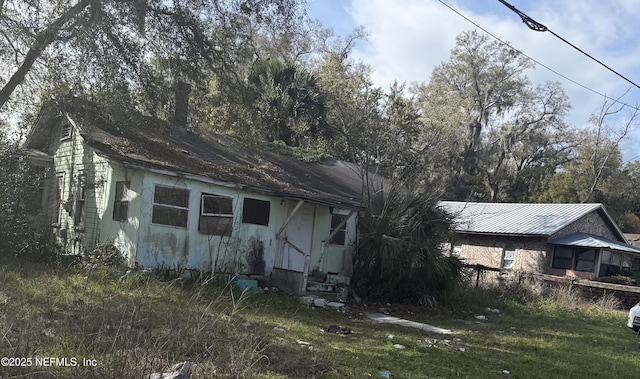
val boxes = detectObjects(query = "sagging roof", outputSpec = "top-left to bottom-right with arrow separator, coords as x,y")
26,98 -> 371,210
550,233 -> 640,254
438,201 -> 624,240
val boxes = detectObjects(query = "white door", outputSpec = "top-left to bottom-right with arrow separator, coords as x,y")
281,203 -> 315,272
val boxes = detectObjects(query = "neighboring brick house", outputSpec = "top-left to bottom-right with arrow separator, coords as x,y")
439,202 -> 640,280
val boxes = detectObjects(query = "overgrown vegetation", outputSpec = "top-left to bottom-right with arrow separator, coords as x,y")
352,188 -> 463,303
1,256 -> 639,378
0,130 -> 56,262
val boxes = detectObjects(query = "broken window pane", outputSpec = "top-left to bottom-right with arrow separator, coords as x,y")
242,198 -> 270,226
152,185 -> 189,227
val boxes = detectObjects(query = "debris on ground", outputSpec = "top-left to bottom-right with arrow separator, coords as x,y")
324,325 -> 352,334
273,327 -> 286,334
393,343 -> 406,349
475,315 -> 488,320
379,370 -> 391,378
148,361 -> 192,379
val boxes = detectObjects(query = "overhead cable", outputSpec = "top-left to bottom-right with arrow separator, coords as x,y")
437,0 -> 640,112
497,0 -> 640,91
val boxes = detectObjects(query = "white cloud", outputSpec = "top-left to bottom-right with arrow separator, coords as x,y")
343,0 -> 640,161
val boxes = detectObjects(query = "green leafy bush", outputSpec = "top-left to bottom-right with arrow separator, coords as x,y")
352,188 -> 463,303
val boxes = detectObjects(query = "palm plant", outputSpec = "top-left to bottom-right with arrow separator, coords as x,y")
352,188 -> 463,303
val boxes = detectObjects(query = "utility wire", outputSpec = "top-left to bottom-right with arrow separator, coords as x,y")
497,0 -> 640,91
437,0 -> 640,112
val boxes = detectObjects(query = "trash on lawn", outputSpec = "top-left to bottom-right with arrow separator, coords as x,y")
313,298 -> 327,308
387,334 -> 395,340
475,315 -> 488,320
486,307 -> 501,313
393,343 -> 406,349
273,327 -> 286,334
324,325 -> 351,334
379,370 -> 391,378
502,370 -> 510,375
459,347 -> 466,352
296,340 -> 311,346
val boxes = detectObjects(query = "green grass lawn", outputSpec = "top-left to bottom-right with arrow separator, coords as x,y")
1,259 -> 639,378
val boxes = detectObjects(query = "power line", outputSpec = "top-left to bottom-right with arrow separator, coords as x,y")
436,0 -> 640,112
497,0 -> 640,91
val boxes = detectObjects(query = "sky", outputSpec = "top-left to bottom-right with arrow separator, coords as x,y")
307,0 -> 640,163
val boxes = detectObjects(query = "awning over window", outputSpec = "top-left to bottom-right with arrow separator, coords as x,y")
550,233 -> 640,255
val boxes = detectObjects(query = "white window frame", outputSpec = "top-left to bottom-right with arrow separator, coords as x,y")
501,247 -> 515,269
151,185 -> 190,228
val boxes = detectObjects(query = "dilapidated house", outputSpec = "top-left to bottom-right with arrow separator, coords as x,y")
25,98 -> 370,294
439,201 -> 640,280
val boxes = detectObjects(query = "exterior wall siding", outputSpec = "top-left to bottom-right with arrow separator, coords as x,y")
549,210 -> 617,241
50,120 -> 110,255
453,234 -> 548,273
96,166 -> 356,278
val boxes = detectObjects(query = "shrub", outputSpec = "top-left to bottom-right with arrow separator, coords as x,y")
352,188 -> 463,303
0,131 -> 57,262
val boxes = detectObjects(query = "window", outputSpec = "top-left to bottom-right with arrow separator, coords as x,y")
552,246 -> 574,269
112,181 -> 130,221
501,247 -> 515,269
328,214 -> 347,245
574,248 -> 596,272
198,193 -> 233,235
60,121 -> 72,140
242,198 -> 270,226
451,243 -> 462,257
52,173 -> 65,225
152,185 -> 189,227
74,173 -> 87,228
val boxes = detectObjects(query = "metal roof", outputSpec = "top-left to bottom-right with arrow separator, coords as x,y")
550,233 -> 640,254
438,201 -> 606,237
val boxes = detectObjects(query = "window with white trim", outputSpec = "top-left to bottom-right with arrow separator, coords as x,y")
501,247 -> 515,269
152,185 -> 189,227
198,193 -> 233,235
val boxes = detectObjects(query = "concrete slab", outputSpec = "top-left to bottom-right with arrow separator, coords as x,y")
364,312 -> 455,335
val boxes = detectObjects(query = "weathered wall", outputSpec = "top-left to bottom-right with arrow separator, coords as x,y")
49,118 -> 110,255
453,234 -> 548,273
550,210 -> 618,241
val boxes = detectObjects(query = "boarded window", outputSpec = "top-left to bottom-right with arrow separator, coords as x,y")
112,181 -> 130,222
574,248 -> 597,272
501,247 -> 515,269
74,172 -> 87,228
198,194 -> 233,235
27,166 -> 47,215
152,185 -> 189,227
242,198 -> 270,226
552,246 -> 573,269
328,214 -> 347,245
